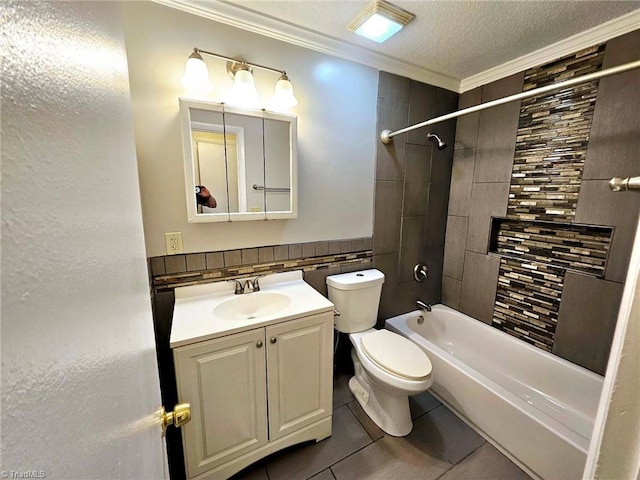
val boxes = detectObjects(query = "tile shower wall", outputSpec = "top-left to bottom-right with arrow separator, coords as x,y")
374,72 -> 458,324
442,30 -> 640,375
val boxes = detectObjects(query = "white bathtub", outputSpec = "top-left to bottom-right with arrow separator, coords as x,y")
385,305 -> 603,480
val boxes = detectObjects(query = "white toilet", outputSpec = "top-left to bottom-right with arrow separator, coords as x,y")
326,269 -> 433,436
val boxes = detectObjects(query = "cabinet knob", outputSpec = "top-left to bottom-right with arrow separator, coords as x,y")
256,341 -> 263,348
270,337 -> 277,344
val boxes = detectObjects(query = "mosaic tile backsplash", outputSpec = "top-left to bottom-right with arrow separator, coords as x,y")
149,238 -> 373,290
507,45 -> 605,223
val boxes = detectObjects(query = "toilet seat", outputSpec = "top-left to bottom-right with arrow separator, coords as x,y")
360,330 -> 432,381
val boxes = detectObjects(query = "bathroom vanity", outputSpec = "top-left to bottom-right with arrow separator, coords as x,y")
170,271 -> 334,480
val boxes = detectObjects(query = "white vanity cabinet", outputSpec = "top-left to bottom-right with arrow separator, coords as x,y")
174,310 -> 333,480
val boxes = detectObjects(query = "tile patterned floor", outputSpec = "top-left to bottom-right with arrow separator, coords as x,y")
231,372 -> 532,480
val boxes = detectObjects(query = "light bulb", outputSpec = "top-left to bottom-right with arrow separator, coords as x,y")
271,74 -> 298,109
227,67 -> 260,107
180,51 -> 213,92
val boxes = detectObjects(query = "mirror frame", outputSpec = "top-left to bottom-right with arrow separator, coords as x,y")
179,98 -> 298,223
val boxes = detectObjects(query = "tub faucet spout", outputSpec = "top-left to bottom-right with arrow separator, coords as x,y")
417,300 -> 431,312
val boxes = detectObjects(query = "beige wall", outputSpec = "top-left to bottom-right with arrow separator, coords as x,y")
122,2 -> 377,257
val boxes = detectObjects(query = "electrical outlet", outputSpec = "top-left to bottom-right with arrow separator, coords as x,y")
165,232 -> 184,255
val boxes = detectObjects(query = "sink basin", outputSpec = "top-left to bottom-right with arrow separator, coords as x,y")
171,270 -> 336,347
213,292 -> 292,321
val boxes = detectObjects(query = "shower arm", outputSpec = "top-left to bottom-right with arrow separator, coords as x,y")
380,59 -> 640,144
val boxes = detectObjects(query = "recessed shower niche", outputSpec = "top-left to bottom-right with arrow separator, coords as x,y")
488,217 -> 613,351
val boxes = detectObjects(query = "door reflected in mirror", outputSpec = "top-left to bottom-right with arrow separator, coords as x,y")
193,131 -> 239,213
179,99 -> 297,223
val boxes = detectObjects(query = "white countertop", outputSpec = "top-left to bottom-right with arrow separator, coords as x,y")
170,270 -> 334,348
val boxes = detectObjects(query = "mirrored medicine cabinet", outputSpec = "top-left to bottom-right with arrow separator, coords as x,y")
179,98 -> 298,223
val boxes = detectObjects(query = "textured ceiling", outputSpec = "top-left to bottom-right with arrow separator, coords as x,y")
217,1 -> 638,79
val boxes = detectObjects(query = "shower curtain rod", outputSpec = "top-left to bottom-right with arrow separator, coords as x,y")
380,59 -> 640,144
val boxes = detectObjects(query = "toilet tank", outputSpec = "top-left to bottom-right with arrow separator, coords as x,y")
326,269 -> 385,333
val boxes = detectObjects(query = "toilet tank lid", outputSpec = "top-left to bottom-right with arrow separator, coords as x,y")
326,269 -> 384,290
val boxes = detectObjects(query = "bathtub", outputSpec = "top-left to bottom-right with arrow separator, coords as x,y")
386,305 -> 603,480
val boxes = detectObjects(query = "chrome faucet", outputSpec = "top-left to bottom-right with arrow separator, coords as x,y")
244,275 -> 262,293
417,300 -> 432,312
229,275 -> 263,294
230,279 -> 245,294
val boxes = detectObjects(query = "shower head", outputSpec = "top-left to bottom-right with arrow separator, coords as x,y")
427,133 -> 447,150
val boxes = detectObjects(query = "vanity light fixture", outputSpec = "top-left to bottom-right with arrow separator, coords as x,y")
180,48 -> 298,109
347,0 -> 415,43
227,64 -> 260,107
181,50 -> 214,92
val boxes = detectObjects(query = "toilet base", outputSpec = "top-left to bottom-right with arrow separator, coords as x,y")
349,352 -> 414,437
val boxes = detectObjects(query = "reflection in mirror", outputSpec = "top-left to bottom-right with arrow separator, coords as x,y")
195,184 -> 218,210
264,117 -> 293,213
223,111 -> 266,215
179,99 -> 297,223
192,131 -> 234,213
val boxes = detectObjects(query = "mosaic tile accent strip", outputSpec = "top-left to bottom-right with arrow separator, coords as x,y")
148,237 -> 373,290
507,45 -> 605,222
490,218 -> 612,277
493,257 -> 565,352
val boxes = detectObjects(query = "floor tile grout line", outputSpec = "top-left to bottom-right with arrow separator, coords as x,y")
328,466 -> 337,480
344,401 -> 379,443
285,399 -> 503,480
451,439 -> 487,467
431,460 -> 456,480
307,439 -> 378,480
296,400 -> 375,480
264,384 -> 526,480
430,440 -> 490,480
309,402 -> 446,479
304,382 -> 470,480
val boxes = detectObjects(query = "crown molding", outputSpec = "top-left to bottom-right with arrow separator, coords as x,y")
151,0 -> 460,92
150,0 -> 638,93
460,10 -> 640,92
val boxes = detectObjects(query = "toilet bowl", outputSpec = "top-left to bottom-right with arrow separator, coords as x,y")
326,269 -> 433,436
348,329 -> 432,436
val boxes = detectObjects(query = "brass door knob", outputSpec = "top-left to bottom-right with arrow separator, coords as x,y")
256,340 -> 263,348
160,403 -> 191,436
270,337 -> 277,344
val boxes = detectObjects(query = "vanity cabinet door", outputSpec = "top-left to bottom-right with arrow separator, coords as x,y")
266,312 -> 333,441
174,328 -> 268,478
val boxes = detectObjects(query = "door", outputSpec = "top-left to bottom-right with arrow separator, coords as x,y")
192,130 -> 240,213
174,329 -> 268,477
266,312 -> 334,441
2,2 -> 167,478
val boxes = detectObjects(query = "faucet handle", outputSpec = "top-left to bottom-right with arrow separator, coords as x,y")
252,274 -> 264,292
228,279 -> 244,294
